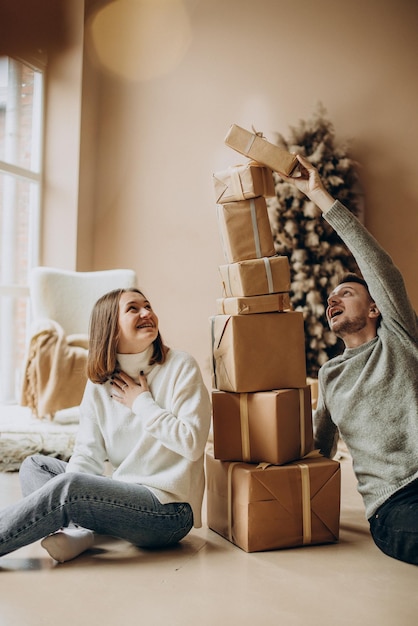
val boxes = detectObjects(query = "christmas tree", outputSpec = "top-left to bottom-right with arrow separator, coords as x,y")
267,104 -> 363,377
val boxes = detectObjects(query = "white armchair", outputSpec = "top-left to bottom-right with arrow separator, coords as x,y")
21,267 -> 137,419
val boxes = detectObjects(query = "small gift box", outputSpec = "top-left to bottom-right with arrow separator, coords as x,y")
224,124 -> 299,176
216,198 -> 275,263
212,387 -> 313,465
219,255 -> 290,297
213,162 -> 275,204
206,449 -> 341,553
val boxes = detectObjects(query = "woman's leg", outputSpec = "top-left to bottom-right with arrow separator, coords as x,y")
19,454 -> 67,496
369,479 -> 418,565
19,454 -> 93,562
1,464 -> 193,558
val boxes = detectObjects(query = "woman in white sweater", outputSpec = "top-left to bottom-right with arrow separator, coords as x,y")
0,288 -> 211,563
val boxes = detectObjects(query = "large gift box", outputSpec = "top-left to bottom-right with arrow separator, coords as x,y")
216,197 -> 275,263
211,311 -> 306,392
206,449 -> 341,552
212,387 -> 313,464
219,255 -> 290,297
213,162 -> 275,204
216,292 -> 291,315
224,124 -> 299,176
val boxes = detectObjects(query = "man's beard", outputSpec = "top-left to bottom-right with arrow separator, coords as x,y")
330,314 -> 368,339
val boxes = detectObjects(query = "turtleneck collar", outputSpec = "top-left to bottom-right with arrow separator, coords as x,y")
116,345 -> 154,379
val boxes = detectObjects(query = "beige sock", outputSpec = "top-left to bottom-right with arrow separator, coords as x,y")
41,528 -> 94,563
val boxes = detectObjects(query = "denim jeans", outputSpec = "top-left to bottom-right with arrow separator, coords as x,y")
0,454 -> 193,558
369,478 -> 418,565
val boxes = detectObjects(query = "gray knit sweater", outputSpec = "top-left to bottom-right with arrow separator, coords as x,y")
314,200 -> 418,518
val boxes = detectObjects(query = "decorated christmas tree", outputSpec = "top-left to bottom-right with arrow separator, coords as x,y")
267,104 -> 363,377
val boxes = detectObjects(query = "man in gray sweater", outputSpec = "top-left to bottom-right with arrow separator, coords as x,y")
283,155 -> 418,565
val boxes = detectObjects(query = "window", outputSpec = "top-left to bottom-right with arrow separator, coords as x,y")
0,56 -> 44,404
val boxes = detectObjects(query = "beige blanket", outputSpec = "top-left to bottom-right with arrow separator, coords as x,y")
21,319 -> 88,419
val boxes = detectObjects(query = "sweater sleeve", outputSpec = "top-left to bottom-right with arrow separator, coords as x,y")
324,200 -> 418,339
313,373 -> 339,458
131,354 -> 211,463
66,381 -> 108,475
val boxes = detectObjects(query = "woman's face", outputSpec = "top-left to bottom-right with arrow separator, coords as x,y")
116,291 -> 159,354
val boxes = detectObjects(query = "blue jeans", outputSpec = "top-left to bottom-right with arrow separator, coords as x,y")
0,454 -> 193,558
369,478 -> 418,565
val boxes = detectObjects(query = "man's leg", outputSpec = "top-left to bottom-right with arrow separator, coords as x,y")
369,479 -> 418,565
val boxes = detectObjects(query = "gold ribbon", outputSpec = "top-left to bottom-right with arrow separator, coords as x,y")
299,388 -> 306,457
227,461 -> 241,542
262,257 -> 274,293
249,199 -> 262,258
298,463 -> 312,544
239,393 -> 251,462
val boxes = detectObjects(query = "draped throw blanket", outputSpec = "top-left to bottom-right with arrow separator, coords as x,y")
21,319 -> 88,419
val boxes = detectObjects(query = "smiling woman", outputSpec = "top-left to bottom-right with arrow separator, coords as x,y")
0,286 -> 211,563
116,291 -> 159,355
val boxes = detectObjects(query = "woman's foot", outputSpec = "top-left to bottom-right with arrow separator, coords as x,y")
41,528 -> 94,563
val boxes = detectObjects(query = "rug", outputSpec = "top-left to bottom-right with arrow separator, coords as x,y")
0,432 -> 76,472
0,405 -> 78,472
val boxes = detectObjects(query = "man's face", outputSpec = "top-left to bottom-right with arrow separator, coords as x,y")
326,282 -> 376,339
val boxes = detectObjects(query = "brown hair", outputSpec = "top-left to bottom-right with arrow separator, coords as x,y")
337,272 -> 369,293
87,288 -> 169,384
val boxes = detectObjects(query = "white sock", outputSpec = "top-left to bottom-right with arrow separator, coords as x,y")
41,528 -> 94,563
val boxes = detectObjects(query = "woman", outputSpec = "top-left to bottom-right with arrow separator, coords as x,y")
0,288 -> 211,563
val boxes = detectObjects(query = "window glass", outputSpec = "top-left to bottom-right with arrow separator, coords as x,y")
0,56 -> 43,404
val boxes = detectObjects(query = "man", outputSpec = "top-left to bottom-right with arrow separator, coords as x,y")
283,155 -> 418,565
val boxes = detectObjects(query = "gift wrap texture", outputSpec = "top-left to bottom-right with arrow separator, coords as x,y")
216,198 -> 276,263
219,255 -> 291,298
211,312 -> 307,393
216,292 -> 291,315
212,387 -> 313,464
224,124 -> 299,176
206,449 -> 341,553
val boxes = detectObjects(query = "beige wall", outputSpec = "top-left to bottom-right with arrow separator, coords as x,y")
4,0 -> 416,391
78,0 -> 418,389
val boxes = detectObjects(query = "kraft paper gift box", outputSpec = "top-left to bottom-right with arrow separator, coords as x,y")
211,311 -> 306,393
213,162 -> 275,204
216,197 -> 275,263
219,255 -> 290,298
307,377 -> 319,411
224,124 -> 299,176
212,387 -> 313,465
216,292 -> 291,315
206,449 -> 341,553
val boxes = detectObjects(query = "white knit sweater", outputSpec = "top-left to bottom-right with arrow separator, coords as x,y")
66,347 -> 211,527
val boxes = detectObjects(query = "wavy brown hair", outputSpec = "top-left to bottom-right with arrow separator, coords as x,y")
87,288 -> 169,384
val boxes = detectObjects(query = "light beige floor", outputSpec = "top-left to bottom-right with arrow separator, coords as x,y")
0,452 -> 417,626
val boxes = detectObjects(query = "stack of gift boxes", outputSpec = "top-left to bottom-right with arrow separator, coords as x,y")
206,124 -> 341,553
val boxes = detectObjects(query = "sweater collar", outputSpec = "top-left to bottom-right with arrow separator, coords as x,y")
343,335 -> 379,357
116,345 -> 154,379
